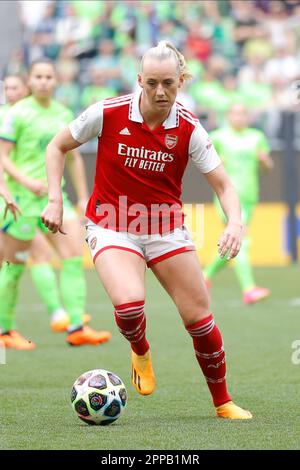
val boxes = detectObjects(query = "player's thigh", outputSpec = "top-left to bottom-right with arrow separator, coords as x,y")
151,251 -> 210,325
0,214 -> 37,263
46,217 -> 83,259
94,249 -> 146,306
30,230 -> 54,263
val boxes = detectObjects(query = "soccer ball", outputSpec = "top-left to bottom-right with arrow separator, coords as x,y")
70,369 -> 127,426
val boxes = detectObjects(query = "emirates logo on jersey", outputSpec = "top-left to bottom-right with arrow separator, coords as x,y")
165,134 -> 178,149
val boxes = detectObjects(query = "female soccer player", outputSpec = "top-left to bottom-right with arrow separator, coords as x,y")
0,61 -> 111,349
42,42 -> 252,419
0,74 -> 91,332
204,103 -> 273,304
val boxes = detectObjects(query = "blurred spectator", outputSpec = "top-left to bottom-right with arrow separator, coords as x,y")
18,0 -> 53,32
119,41 -> 140,93
134,2 -> 158,54
238,78 -> 272,128
55,2 -> 94,58
54,59 -> 81,114
30,2 -> 58,60
231,0 -> 267,57
182,46 -> 204,84
157,20 -> 187,50
238,39 -> 272,85
188,55 -> 230,128
262,0 -> 291,48
185,21 -> 213,63
286,4 -> 300,54
4,48 -> 27,77
264,41 -> 300,88
109,0 -> 137,47
90,39 -> 122,91
80,67 -> 117,109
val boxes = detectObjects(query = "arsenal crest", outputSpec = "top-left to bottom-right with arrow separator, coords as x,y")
165,134 -> 178,149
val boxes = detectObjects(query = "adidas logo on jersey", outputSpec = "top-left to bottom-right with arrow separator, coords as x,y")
119,127 -> 131,135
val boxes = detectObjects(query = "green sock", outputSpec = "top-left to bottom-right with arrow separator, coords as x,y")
0,263 -> 25,331
31,263 -> 62,316
204,253 -> 228,279
233,238 -> 256,292
60,257 -> 86,329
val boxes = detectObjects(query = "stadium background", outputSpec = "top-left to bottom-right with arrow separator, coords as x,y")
0,0 -> 299,267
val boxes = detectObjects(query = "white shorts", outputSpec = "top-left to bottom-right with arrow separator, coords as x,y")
85,220 -> 196,267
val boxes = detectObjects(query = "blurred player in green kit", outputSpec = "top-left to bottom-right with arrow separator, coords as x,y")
204,103 -> 274,305
0,61 -> 111,349
0,74 -> 93,333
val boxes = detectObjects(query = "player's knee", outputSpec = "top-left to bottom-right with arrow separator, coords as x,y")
183,308 -> 211,327
178,295 -> 210,326
113,292 -> 145,308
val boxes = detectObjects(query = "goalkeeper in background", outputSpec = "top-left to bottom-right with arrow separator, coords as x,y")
204,103 -> 273,305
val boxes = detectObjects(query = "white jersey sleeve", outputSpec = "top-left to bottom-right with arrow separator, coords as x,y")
189,123 -> 221,173
69,101 -> 104,144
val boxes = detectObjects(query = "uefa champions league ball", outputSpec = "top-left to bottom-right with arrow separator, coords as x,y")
71,369 -> 127,425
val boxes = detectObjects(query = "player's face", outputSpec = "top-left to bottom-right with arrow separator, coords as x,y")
138,58 -> 183,112
4,76 -> 28,105
228,104 -> 249,129
28,63 -> 57,99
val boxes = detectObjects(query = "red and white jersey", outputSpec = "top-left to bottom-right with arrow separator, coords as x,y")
69,91 -> 221,234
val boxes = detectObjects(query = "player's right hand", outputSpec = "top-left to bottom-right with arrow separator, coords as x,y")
41,201 -> 66,234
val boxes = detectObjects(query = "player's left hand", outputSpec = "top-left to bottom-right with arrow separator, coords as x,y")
217,221 -> 243,260
1,189 -> 22,221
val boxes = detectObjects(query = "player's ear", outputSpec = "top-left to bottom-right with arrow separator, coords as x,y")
178,74 -> 184,89
137,74 -> 143,88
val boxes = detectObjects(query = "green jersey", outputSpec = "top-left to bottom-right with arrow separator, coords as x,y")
210,126 -> 270,204
0,96 -> 73,199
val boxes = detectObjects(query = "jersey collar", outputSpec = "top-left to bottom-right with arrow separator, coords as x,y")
129,90 -> 178,130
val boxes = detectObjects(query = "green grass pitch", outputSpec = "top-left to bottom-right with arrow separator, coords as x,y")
1,266 -> 299,450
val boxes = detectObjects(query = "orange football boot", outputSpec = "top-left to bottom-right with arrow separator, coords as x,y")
131,350 -> 156,395
66,326 -> 112,346
216,401 -> 253,419
0,330 -> 36,350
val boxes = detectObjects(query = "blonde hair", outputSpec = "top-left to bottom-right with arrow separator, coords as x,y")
141,41 -> 193,82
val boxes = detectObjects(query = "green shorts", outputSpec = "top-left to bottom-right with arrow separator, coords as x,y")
0,191 -> 77,241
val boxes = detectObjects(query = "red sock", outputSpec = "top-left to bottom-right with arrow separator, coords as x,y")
114,301 -> 149,355
186,314 -> 231,407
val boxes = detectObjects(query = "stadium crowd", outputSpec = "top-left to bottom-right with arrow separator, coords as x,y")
3,0 -> 300,149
